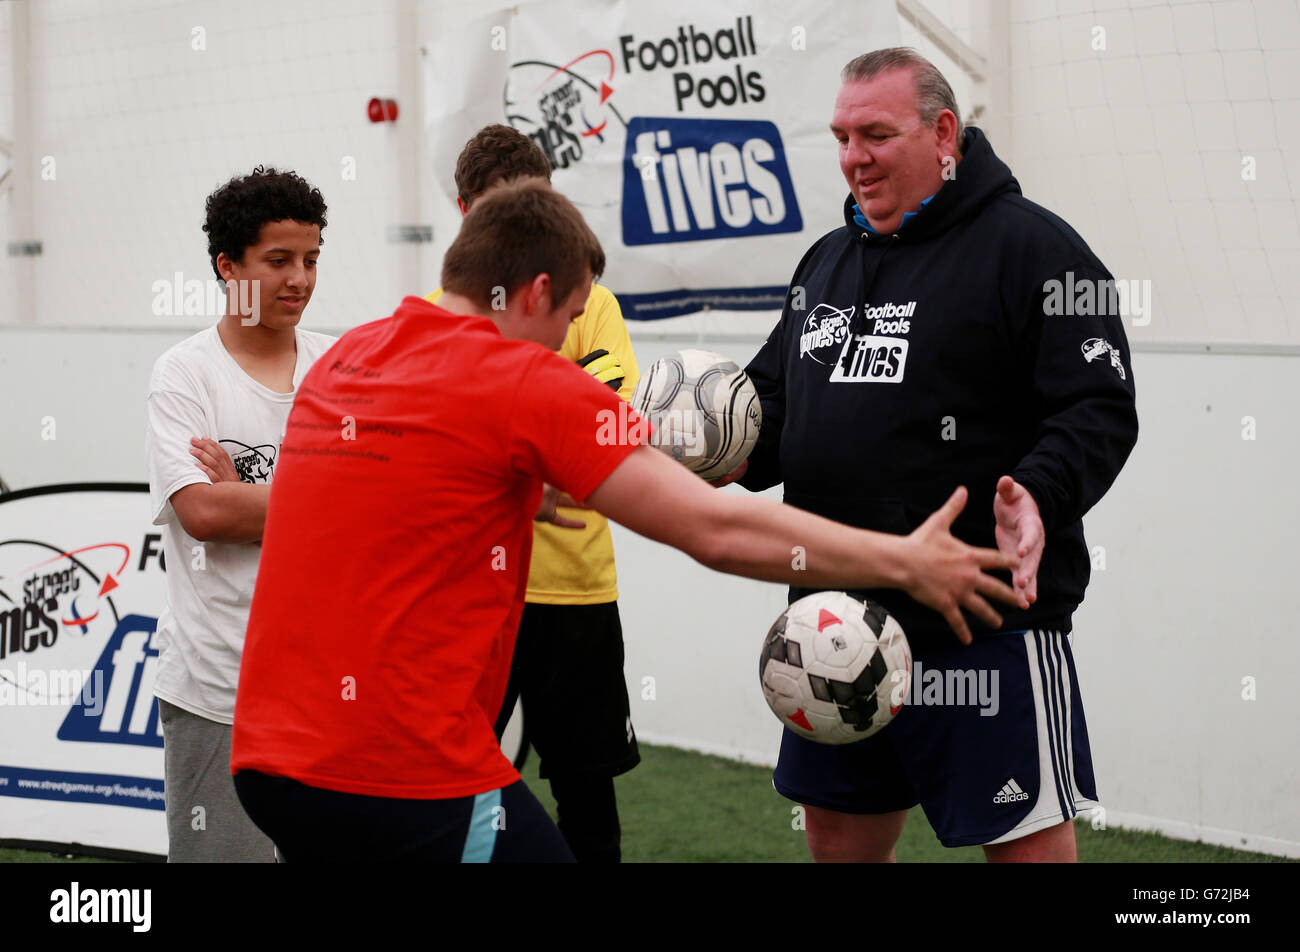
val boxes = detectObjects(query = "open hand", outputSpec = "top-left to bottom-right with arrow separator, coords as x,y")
903,487 -> 1028,645
994,476 -> 1043,606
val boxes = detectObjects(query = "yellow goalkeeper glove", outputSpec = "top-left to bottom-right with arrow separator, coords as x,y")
577,349 -> 624,391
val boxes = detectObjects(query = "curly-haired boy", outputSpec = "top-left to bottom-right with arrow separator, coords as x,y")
144,167 -> 335,862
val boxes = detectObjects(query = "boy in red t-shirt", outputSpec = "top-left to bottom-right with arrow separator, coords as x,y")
230,178 -> 1026,862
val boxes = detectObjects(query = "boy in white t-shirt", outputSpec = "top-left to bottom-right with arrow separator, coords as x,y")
145,167 -> 336,862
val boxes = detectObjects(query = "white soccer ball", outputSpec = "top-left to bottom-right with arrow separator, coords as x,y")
759,591 -> 912,745
631,349 -> 761,480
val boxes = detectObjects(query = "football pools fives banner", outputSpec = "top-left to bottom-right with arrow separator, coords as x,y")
425,0 -> 901,320
0,485 -> 168,858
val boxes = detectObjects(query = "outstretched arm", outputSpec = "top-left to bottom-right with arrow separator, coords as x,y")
584,446 -> 1026,644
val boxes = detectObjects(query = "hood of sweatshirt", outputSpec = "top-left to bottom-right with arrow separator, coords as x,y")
840,127 -> 1021,242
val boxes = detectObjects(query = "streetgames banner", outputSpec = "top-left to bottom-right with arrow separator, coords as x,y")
425,0 -> 900,320
0,485 -> 167,858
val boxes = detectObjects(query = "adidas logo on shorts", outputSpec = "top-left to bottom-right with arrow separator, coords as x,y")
993,779 -> 1030,804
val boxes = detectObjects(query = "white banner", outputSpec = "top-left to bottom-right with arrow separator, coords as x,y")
0,485 -> 167,858
425,0 -> 900,320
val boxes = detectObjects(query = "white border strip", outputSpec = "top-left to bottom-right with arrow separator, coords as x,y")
635,730 -> 777,770
1102,809 -> 1300,860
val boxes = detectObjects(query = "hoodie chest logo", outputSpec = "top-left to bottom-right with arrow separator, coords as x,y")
828,334 -> 909,383
863,300 -> 916,335
798,304 -> 854,365
808,299 -> 915,384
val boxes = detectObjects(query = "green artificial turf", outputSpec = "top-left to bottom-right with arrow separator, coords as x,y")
1,743 -> 1291,863
520,743 -> 1293,863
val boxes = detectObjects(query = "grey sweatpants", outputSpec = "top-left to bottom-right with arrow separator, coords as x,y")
159,699 -> 276,863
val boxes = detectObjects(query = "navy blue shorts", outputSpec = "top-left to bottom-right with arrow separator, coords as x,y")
234,772 -> 575,863
773,630 -> 1100,848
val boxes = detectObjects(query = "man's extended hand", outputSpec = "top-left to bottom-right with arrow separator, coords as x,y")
994,475 -> 1043,606
903,487 -> 1028,645
191,437 -> 239,483
535,484 -> 587,529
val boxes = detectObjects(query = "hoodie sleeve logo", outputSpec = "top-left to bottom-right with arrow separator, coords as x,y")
1081,337 -> 1127,380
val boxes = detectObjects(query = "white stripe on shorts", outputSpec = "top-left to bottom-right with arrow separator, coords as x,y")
1063,631 -> 1091,805
984,630 -> 1100,846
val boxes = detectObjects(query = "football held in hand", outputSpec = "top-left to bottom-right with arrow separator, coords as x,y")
631,348 -> 761,480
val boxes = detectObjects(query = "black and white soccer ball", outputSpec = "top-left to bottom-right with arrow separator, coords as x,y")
759,591 -> 912,745
631,349 -> 761,480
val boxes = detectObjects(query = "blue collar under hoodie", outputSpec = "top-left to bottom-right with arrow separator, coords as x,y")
852,194 -> 935,234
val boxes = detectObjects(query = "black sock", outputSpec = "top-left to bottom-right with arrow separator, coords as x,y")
548,774 -> 621,863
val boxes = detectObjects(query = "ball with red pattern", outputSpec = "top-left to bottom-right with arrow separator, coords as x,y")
759,591 -> 911,745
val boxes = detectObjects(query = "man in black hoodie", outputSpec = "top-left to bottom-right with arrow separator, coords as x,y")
727,49 -> 1138,861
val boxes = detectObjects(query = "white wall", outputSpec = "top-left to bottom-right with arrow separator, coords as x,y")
1005,0 -> 1300,348
1,0 -> 415,333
